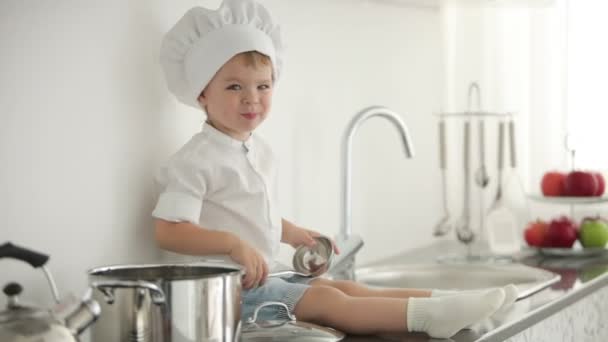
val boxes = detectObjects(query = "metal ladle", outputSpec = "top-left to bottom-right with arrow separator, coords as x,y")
433,119 -> 452,236
468,83 -> 490,189
270,236 -> 334,278
476,119 -> 490,188
268,269 -> 313,278
487,121 -> 505,214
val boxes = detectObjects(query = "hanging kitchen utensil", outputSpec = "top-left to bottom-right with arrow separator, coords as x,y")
469,82 -> 490,190
456,120 -> 475,245
433,118 -> 453,236
487,121 -> 505,214
476,119 -> 490,189
241,302 -> 345,341
0,242 -> 100,342
476,118 -> 490,242
485,121 -> 520,255
464,82 -> 491,243
501,116 -> 532,246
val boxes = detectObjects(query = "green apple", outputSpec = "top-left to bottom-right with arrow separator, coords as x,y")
579,217 -> 608,248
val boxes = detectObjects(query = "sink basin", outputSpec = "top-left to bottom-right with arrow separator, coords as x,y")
356,263 -> 560,299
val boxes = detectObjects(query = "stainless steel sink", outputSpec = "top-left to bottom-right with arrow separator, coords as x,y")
356,263 -> 560,299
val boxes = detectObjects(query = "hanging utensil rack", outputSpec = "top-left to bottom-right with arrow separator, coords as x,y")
433,82 -> 518,260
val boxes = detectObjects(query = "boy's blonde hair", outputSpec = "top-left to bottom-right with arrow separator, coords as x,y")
240,51 -> 272,70
199,51 -> 273,98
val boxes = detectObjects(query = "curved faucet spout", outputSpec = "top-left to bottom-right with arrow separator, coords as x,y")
340,106 -> 415,242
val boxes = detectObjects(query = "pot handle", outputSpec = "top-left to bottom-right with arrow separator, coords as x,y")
92,280 -> 166,305
0,242 -> 49,268
246,301 -> 296,324
233,320 -> 242,342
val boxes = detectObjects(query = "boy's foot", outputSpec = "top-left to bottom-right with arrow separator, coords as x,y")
407,288 -> 505,338
495,284 -> 518,313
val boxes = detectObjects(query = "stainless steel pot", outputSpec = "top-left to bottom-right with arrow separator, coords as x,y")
88,262 -> 243,342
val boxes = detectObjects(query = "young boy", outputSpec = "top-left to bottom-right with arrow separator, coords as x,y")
154,0 -> 515,338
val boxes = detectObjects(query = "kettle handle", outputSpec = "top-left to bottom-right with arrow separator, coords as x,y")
0,242 -> 60,303
0,242 -> 49,268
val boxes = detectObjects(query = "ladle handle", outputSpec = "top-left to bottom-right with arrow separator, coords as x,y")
268,270 -> 307,278
509,119 -> 517,168
439,120 -> 447,170
479,120 -> 486,168
497,122 -> 505,172
463,121 -> 471,200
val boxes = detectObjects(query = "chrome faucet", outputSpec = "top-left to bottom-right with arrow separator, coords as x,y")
330,106 -> 415,280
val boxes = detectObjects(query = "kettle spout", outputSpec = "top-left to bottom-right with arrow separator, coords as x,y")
65,289 -> 101,336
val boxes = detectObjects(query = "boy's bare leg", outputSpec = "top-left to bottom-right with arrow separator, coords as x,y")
310,278 -> 431,298
310,278 -> 519,314
294,285 -> 409,334
294,285 -> 506,338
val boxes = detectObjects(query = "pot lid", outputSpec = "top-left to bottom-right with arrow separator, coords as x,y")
241,320 -> 345,341
240,302 -> 344,342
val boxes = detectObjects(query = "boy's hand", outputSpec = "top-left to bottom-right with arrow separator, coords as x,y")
229,239 -> 268,289
286,226 -> 340,255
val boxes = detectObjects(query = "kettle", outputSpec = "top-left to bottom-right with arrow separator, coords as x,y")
0,242 -> 100,342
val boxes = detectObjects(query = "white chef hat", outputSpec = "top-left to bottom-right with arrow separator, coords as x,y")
159,0 -> 283,109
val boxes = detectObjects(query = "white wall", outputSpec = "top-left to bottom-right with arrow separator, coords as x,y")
0,0 -> 442,311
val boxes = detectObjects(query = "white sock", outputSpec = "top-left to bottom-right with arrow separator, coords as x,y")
407,288 -> 505,338
464,285 -> 519,328
431,284 -> 518,312
494,284 -> 518,314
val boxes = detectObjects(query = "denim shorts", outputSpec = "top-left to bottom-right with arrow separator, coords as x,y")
241,275 -> 314,322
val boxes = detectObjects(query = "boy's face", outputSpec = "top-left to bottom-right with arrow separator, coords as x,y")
197,54 -> 274,141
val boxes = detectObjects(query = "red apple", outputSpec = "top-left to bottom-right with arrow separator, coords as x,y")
524,219 -> 549,247
592,172 -> 605,196
541,171 -> 567,196
545,216 -> 578,248
564,171 -> 598,197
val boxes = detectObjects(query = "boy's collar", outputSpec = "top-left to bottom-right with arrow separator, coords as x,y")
202,121 -> 253,151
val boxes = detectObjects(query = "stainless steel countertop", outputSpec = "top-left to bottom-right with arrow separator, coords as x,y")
341,239 -> 608,342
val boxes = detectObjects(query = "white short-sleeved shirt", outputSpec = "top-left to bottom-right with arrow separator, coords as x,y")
152,123 -> 282,265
